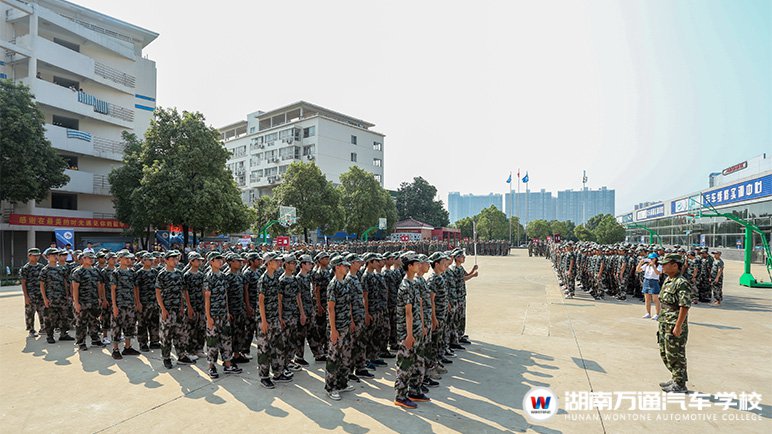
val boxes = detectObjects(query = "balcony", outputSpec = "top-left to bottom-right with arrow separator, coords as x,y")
13,35 -> 135,94
93,174 -> 111,195
54,170 -> 111,195
20,78 -> 134,128
44,123 -> 126,160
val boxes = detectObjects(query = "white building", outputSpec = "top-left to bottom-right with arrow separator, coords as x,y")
220,101 -> 385,205
1,0 -> 158,266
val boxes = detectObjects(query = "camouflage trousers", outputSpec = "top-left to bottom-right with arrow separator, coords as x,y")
44,301 -> 71,337
100,304 -> 112,336
712,280 -> 723,302
394,341 -> 420,400
257,322 -> 285,378
456,299 -> 467,338
697,280 -> 711,301
244,308 -> 256,354
75,305 -> 101,344
349,322 -> 367,372
185,312 -> 206,354
293,316 -> 311,359
111,307 -> 137,342
448,304 -> 460,345
388,307 -> 398,348
409,332 -> 429,388
206,316 -> 233,365
160,309 -> 189,360
65,296 -> 75,325
565,273 -> 575,296
369,311 -> 390,358
657,321 -> 688,386
308,311 -> 328,358
325,329 -> 352,392
25,299 -> 45,332
137,304 -> 161,346
230,310 -> 250,355
283,320 -> 301,369
432,317 -> 448,360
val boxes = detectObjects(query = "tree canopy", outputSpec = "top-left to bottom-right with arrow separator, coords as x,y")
338,166 -> 397,237
395,176 -> 449,227
0,79 -> 69,203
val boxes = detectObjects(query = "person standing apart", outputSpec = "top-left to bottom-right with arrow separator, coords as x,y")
636,253 -> 662,320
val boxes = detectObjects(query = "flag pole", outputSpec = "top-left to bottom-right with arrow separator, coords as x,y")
472,218 -> 478,266
516,169 -> 520,245
508,171 -> 512,246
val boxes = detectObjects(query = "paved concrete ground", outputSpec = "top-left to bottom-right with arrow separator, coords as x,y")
0,250 -> 770,433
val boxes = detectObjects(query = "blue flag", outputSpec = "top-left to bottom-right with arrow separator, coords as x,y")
522,172 -> 529,183
506,174 -> 512,184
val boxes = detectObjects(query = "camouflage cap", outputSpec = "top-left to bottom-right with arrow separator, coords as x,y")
262,251 -> 280,262
298,254 -> 313,264
451,249 -> 466,257
246,252 -> 261,261
27,248 -> 41,256
314,251 -> 330,261
43,247 -> 58,256
660,253 -> 684,265
81,251 -> 96,259
417,254 -> 430,263
329,255 -> 351,267
163,250 -> 180,259
206,251 -> 224,261
187,251 -> 203,261
282,253 -> 297,263
345,253 -> 363,263
117,251 -> 135,259
142,252 -> 154,260
400,251 -> 419,263
428,252 -> 448,263
106,252 -> 117,259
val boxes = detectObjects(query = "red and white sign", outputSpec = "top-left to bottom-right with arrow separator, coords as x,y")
275,236 -> 290,247
722,161 -> 747,176
9,214 -> 128,229
400,235 -> 410,242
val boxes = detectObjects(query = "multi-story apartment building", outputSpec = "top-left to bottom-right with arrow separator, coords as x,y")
1,0 -> 158,266
447,192 -> 503,223
220,101 -> 385,205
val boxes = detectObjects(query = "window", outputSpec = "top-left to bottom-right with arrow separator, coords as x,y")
373,158 -> 382,167
249,126 -> 255,134
250,156 -> 260,167
303,126 -> 316,138
52,115 -> 79,130
302,145 -> 315,156
351,152 -> 357,162
53,38 -> 79,52
62,155 -> 78,170
373,141 -> 382,151
351,135 -> 357,145
53,76 -> 79,90
233,145 -> 246,158
374,174 -> 382,183
51,193 -> 77,210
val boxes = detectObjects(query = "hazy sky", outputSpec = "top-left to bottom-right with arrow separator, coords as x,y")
76,0 -> 770,215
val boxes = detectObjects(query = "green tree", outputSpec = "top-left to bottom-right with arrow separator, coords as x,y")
550,220 -> 576,241
593,215 -> 626,244
585,214 -> 605,231
251,195 -> 280,239
110,108 -> 252,247
272,161 -> 343,241
574,224 -> 596,242
510,216 -> 526,244
476,205 -> 508,241
453,217 -> 474,239
108,132 -> 152,244
395,176 -> 449,227
0,79 -> 69,202
526,219 -> 551,240
338,166 -> 397,237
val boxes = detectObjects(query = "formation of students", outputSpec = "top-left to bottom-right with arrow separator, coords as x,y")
20,245 -> 479,409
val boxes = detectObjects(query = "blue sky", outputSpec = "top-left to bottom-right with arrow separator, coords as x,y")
75,0 -> 771,215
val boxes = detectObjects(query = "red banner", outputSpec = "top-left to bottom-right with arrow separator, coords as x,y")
275,236 -> 290,247
9,213 -> 128,229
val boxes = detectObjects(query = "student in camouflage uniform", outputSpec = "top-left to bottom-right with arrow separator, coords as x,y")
98,252 -> 117,345
257,252 -> 290,388
204,251 -> 242,378
562,244 -> 577,299
310,252 -> 332,361
697,249 -> 712,302
40,248 -> 74,343
413,254 -> 439,390
136,253 -> 161,352
183,252 -> 207,357
56,250 -> 75,328
345,253 -> 374,381
72,252 -> 105,350
156,250 -> 195,368
224,254 -> 249,364
362,253 -> 389,368
20,248 -> 45,337
279,254 -> 306,373
710,251 -> 724,305
393,252 -> 429,409
656,253 -> 691,393
387,254 -> 405,354
427,252 -> 450,376
293,254 -> 315,367
325,256 -> 354,401
243,252 -> 264,359
684,251 -> 699,303
109,251 -> 141,359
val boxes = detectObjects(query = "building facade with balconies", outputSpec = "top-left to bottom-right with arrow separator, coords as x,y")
220,101 -> 385,205
1,0 -> 157,267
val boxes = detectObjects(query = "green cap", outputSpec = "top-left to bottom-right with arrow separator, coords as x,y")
660,253 -> 684,265
206,251 -> 224,261
28,248 -> 41,255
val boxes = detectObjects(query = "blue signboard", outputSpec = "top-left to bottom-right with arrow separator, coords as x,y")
635,203 -> 665,221
702,174 -> 772,207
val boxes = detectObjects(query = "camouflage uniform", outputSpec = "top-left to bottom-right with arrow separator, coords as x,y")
563,251 -> 576,296
72,266 -> 102,344
279,271 -> 302,370
386,268 -> 403,350
710,258 -> 724,302
204,270 -> 232,364
98,264 -> 115,336
363,269 -> 389,360
428,272 -> 449,361
40,263 -> 70,337
411,275 -> 432,387
257,270 -> 285,379
225,269 -> 248,354
183,268 -> 206,354
657,273 -> 691,388
20,261 -> 45,333
135,266 -> 160,347
243,265 -> 261,352
325,277 -> 352,392
156,267 -> 189,360
295,271 -> 314,360
347,272 -> 367,373
110,267 -> 137,342
394,276 -> 423,400
309,265 -> 332,358
697,255 -> 712,302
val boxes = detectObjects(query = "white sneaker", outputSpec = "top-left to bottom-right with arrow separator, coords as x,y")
642,313 -> 651,319
189,354 -> 199,361
102,337 -> 112,345
197,350 -> 207,358
328,390 -> 341,401
652,314 -> 659,320
341,384 -> 356,392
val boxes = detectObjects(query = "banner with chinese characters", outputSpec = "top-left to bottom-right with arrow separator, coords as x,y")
702,174 -> 771,207
9,214 -> 128,229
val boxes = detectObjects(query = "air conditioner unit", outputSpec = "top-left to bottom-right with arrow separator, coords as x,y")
307,155 -> 315,160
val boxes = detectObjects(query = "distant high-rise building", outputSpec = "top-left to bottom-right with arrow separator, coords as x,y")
448,192 -> 503,223
504,187 -> 615,226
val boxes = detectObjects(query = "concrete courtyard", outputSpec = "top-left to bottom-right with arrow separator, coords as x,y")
0,249 -> 770,433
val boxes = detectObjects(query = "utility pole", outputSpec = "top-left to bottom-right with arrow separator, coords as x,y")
582,170 -> 588,224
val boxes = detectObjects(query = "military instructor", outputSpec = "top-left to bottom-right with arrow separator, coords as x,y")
657,253 -> 691,393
